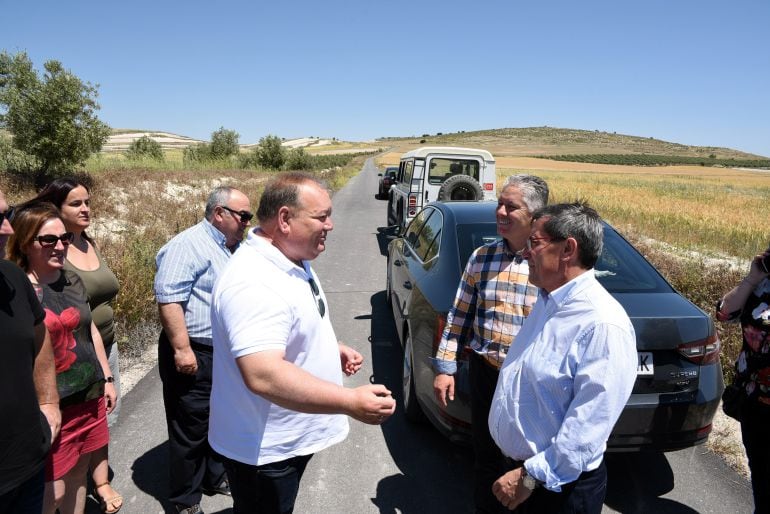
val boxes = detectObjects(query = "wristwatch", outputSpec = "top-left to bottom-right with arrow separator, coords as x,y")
105,376 -> 114,383
521,469 -> 540,492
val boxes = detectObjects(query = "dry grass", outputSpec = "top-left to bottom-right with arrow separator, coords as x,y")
1,157 -> 367,360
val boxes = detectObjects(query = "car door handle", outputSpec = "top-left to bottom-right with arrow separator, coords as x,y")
403,281 -> 412,290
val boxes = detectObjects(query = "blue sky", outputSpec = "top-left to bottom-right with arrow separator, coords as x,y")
2,0 -> 769,156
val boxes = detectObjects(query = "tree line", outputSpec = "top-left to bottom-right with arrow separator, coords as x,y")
545,153 -> 770,168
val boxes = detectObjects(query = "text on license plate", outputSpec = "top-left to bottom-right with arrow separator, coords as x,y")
637,352 -> 654,376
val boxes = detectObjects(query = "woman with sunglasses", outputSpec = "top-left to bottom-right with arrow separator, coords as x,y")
32,178 -> 122,513
7,203 -> 116,514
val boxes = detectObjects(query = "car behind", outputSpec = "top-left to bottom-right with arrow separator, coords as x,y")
377,167 -> 398,199
386,201 -> 723,451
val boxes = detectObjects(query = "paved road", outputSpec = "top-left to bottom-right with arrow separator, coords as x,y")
95,160 -> 754,513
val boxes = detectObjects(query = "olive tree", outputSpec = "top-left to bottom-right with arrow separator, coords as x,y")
0,51 -> 110,173
210,127 -> 240,159
126,135 -> 163,161
257,134 -> 285,169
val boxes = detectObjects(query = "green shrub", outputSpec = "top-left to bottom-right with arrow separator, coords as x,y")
210,127 -> 240,159
256,135 -> 285,169
125,135 -> 164,161
0,133 -> 40,174
285,147 -> 312,170
183,143 -> 211,164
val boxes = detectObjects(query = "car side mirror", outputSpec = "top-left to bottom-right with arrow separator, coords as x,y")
378,173 -> 383,177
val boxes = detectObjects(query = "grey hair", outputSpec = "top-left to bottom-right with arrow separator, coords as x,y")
531,201 -> 604,269
502,175 -> 549,212
204,186 -> 235,221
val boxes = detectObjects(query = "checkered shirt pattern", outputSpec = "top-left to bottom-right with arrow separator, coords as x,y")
433,239 -> 538,373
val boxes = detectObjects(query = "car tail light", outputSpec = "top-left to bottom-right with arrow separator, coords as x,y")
408,194 -> 417,216
677,333 -> 720,364
483,183 -> 494,191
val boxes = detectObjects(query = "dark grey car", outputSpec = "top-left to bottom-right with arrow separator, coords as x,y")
386,201 -> 724,451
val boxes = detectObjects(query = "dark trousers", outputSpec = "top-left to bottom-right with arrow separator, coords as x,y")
741,401 -> 770,514
469,352 -> 508,514
222,454 -> 313,514
0,466 -> 44,514
504,459 -> 607,514
158,331 -> 226,509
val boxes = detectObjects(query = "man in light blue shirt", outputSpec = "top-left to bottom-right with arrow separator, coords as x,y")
488,202 -> 637,513
154,186 -> 252,514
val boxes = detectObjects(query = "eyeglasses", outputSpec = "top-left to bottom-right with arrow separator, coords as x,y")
308,277 -> 326,318
526,236 -> 560,251
220,205 -> 254,223
35,232 -> 75,248
0,206 -> 14,225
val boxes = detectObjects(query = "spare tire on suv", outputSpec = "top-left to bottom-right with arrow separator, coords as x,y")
437,175 -> 484,201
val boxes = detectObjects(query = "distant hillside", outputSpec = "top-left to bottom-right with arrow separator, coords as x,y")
99,126 -> 765,160
377,127 -> 765,160
103,130 -> 204,152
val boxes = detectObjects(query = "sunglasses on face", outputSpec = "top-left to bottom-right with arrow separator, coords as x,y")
308,277 -> 326,318
220,205 -> 254,223
35,232 -> 75,248
0,206 -> 15,225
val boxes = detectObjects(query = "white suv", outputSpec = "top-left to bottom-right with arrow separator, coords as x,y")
387,146 -> 496,232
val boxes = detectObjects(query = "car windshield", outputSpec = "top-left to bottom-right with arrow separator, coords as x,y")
594,227 -> 673,293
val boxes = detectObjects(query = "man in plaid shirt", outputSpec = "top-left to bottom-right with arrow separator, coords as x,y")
433,175 -> 549,514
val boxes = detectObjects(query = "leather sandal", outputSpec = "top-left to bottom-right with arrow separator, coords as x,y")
94,482 -> 123,514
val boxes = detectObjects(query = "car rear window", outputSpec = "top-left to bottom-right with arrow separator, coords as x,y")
595,227 -> 673,293
427,158 -> 481,185
454,222 -> 673,294
456,223 -> 500,265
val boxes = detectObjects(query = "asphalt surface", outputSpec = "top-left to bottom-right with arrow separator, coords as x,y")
93,160 -> 754,513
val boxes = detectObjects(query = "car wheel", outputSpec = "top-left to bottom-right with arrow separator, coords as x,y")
387,197 -> 396,226
402,331 -> 425,423
437,174 -> 484,201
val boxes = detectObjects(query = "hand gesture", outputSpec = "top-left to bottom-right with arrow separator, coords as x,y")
339,343 -> 363,376
348,384 -> 395,425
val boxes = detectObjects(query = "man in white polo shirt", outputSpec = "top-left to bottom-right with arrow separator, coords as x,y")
209,172 -> 395,514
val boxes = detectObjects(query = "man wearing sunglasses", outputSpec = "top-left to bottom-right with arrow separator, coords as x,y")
154,186 -> 252,514
209,173 -> 395,514
0,189 -> 61,514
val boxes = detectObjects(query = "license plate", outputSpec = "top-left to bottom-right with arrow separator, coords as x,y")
637,352 -> 654,376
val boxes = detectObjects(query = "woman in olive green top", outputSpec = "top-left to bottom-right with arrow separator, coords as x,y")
34,178 -> 123,514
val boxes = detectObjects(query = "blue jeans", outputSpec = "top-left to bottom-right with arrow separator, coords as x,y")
0,466 -> 45,514
222,454 -> 313,514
